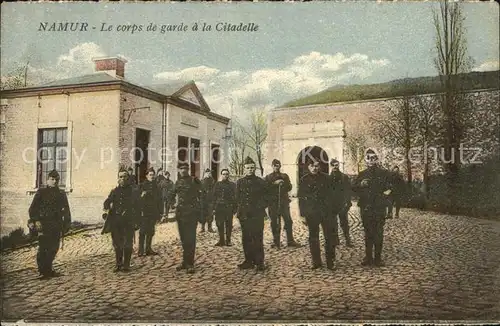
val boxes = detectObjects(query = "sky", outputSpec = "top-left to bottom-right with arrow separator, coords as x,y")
1,2 -> 498,118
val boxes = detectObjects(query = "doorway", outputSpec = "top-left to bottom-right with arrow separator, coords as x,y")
135,128 -> 150,184
296,146 -> 329,188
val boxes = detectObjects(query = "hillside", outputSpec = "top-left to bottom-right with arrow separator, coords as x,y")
282,70 -> 499,108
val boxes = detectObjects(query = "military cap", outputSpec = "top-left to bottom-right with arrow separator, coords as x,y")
48,169 -> 60,179
366,148 -> 377,155
272,159 -> 281,166
204,168 -> 211,173
147,167 -> 155,174
244,156 -> 255,165
178,162 -> 189,169
127,166 -> 134,171
330,158 -> 339,165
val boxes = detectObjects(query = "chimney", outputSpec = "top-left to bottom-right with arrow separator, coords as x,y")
92,56 -> 127,78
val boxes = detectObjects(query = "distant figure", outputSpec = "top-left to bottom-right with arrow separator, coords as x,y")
352,149 -> 392,267
173,162 -> 202,274
264,159 -> 300,249
128,167 -> 138,188
329,159 -> 353,247
298,159 -> 336,271
212,168 -> 237,246
156,169 -> 175,218
235,156 -> 269,271
103,168 -> 140,272
28,170 -> 72,279
387,165 -> 405,219
200,169 -> 216,233
137,167 -> 162,256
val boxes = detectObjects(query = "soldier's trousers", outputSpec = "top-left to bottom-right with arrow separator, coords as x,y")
37,230 -> 61,276
387,196 -> 401,217
215,207 -> 233,243
177,217 -> 198,266
335,207 -> 351,241
139,216 -> 156,254
306,214 -> 336,267
201,204 -> 214,227
361,209 -> 385,262
240,216 -> 265,266
111,222 -> 135,267
268,203 -> 294,244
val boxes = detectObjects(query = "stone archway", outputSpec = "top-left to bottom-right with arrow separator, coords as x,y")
296,146 -> 329,188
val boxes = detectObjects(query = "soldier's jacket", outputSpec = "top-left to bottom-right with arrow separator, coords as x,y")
390,172 -> 405,197
298,172 -> 333,218
212,179 -> 237,213
29,186 -> 72,232
201,176 -> 215,205
157,176 -> 175,201
329,171 -> 352,212
174,175 -> 202,219
352,166 -> 392,213
138,179 -> 162,219
235,174 -> 269,220
103,184 -> 140,227
264,172 -> 292,207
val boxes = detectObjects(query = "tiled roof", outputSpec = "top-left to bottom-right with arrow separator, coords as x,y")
41,72 -> 120,87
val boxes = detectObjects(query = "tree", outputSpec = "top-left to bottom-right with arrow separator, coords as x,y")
433,0 -> 472,175
413,94 -> 440,198
345,131 -> 368,174
228,120 -> 248,176
239,108 -> 268,176
370,94 -> 418,185
0,62 -> 29,90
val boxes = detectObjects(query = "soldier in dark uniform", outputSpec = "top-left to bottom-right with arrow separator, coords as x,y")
127,167 -> 137,187
329,159 -> 353,247
28,170 -> 71,279
174,162 -> 202,274
352,149 -> 392,267
137,167 -> 162,256
212,168 -> 237,246
264,159 -> 300,249
156,169 -> 175,218
103,168 -> 140,272
200,168 -> 216,233
387,165 -> 405,219
235,156 -> 269,271
298,159 -> 336,270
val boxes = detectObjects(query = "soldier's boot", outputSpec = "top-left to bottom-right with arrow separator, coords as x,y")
362,243 -> 374,266
225,228 -> 232,246
271,236 -> 281,249
145,235 -> 158,255
176,261 -> 187,271
114,249 -> 123,272
122,248 -> 133,272
215,232 -> 225,247
326,247 -> 336,270
395,207 -> 400,219
374,245 -> 384,267
138,233 -> 145,256
286,229 -> 301,248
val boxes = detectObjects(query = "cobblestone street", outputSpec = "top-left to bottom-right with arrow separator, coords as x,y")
2,200 -> 500,322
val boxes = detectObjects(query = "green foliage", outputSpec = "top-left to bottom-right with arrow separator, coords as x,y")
283,71 -> 499,108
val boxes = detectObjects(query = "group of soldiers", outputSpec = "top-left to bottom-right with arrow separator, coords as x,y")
27,148 -> 405,278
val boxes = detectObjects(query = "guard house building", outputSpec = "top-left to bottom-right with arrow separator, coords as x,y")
0,57 -> 230,234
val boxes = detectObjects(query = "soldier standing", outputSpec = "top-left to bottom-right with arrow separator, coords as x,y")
264,159 -> 300,249
200,168 -> 216,233
28,170 -> 71,279
235,156 -> 269,271
212,168 -> 237,246
157,169 -> 175,219
174,162 -> 202,274
352,149 -> 392,267
387,165 -> 404,219
103,168 -> 140,272
298,159 -> 336,270
137,167 -> 162,256
329,159 -> 353,247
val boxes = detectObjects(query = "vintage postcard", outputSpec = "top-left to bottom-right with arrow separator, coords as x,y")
1,0 -> 499,324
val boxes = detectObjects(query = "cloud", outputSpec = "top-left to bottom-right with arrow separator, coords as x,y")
473,60 -> 499,72
153,51 -> 389,116
22,42 -> 107,85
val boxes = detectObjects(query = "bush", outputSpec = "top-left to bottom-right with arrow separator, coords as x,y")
0,227 -> 32,251
425,158 -> 500,218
